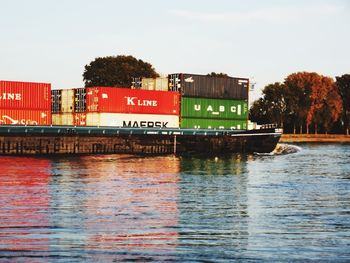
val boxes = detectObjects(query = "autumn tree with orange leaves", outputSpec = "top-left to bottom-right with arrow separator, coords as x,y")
250,72 -> 343,134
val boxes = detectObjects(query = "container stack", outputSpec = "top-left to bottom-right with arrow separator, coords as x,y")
51,88 -> 87,126
0,80 -> 51,125
85,87 -> 180,127
168,73 -> 249,130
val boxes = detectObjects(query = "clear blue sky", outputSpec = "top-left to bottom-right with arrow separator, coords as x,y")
1,0 -> 349,101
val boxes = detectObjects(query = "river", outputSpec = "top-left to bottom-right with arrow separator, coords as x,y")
0,143 -> 349,262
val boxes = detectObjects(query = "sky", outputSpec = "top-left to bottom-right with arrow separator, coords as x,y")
0,0 -> 349,102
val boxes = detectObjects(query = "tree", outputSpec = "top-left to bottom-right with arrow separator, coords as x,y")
249,82 -> 286,127
250,72 -> 342,134
336,74 -> 350,135
83,55 -> 159,87
283,72 -> 340,134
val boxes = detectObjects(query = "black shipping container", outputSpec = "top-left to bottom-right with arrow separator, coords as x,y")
74,88 -> 86,112
51,90 -> 61,113
168,73 -> 249,100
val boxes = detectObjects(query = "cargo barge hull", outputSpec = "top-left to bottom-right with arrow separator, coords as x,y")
0,125 -> 281,156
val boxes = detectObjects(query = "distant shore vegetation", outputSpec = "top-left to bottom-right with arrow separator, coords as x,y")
249,72 -> 350,135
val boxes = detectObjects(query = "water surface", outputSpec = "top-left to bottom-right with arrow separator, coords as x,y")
0,144 -> 349,261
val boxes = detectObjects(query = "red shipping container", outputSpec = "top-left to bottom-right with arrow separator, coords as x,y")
0,80 -> 51,110
0,109 -> 51,125
86,87 -> 180,115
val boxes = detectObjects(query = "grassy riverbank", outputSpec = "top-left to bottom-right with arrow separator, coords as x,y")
280,134 -> 350,143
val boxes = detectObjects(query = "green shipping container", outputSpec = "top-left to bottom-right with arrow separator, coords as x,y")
181,97 -> 248,120
181,118 -> 247,130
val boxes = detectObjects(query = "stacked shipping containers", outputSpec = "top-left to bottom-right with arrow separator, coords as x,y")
168,73 -> 249,130
0,80 -> 51,125
51,88 -> 87,126
85,87 -> 180,127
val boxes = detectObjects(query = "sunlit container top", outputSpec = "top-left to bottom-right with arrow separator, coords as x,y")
86,87 -> 180,115
0,80 -> 51,110
168,73 -> 249,100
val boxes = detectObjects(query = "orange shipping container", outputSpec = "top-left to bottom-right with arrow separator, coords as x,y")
0,109 -> 51,125
0,80 -> 51,110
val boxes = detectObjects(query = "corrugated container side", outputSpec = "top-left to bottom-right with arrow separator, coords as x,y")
51,90 -> 62,113
86,87 -> 180,115
0,109 -> 51,125
86,113 -> 179,128
52,113 -> 74,126
141,78 -> 155,90
0,80 -> 51,110
155,77 -> 169,91
141,77 -> 168,91
74,88 -> 86,113
61,89 -> 74,113
181,97 -> 248,120
181,118 -> 247,130
168,74 -> 249,100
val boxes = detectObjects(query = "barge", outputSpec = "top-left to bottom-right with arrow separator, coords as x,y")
0,125 -> 281,156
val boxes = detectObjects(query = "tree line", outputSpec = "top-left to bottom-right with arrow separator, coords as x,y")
249,72 -> 350,135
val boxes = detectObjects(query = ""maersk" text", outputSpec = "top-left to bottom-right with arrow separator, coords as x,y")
123,121 -> 168,128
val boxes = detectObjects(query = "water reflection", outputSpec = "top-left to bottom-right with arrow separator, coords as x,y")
0,157 -> 51,252
50,155 -> 180,260
0,145 -> 349,261
177,156 -> 250,260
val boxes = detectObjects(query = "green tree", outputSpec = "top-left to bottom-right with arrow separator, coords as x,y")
83,55 -> 159,87
249,82 -> 286,127
336,74 -> 350,135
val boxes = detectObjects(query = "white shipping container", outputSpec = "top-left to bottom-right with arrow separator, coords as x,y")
61,89 -> 74,113
141,78 -> 155,90
155,77 -> 169,91
86,113 -> 179,128
52,113 -> 74,126
142,77 -> 168,91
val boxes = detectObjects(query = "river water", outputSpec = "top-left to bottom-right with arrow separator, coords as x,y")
0,143 -> 349,262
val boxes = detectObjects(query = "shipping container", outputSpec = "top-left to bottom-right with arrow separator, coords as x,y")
131,77 -> 142,89
73,112 -> 86,126
141,78 -> 156,90
0,80 -> 51,110
142,77 -> 169,91
52,113 -> 74,126
61,89 -> 74,113
0,109 -> 51,125
181,118 -> 247,130
181,97 -> 248,120
51,90 -> 61,113
86,87 -> 180,115
155,77 -> 169,91
168,73 -> 249,100
74,88 -> 86,112
86,113 -> 179,128
52,112 -> 86,126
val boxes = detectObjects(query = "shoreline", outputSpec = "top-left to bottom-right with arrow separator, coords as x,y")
280,134 -> 350,143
